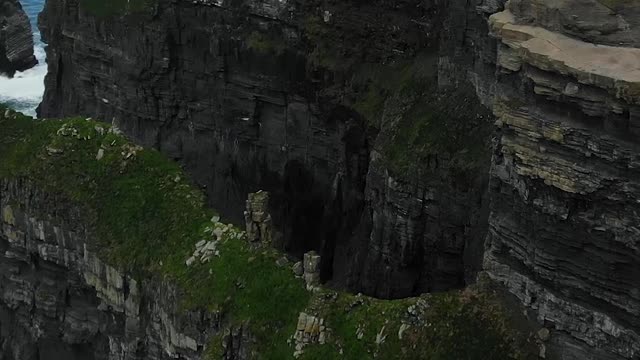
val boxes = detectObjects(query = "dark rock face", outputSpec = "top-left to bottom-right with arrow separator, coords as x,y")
0,0 -> 37,77
0,179 -> 230,360
37,0 -> 496,299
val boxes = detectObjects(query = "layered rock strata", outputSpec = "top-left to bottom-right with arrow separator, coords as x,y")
0,179 -> 218,360
483,1 -> 640,359
0,0 -> 37,76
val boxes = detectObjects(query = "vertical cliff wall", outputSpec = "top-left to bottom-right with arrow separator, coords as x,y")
0,0 -> 37,76
482,1 -> 640,359
36,0 -> 499,298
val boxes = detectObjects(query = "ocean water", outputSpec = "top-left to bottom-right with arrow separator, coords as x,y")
0,0 -> 46,117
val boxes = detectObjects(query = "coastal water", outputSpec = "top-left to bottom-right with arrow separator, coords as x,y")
0,0 -> 46,116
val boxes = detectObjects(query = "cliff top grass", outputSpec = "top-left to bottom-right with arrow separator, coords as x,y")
0,106 -> 528,359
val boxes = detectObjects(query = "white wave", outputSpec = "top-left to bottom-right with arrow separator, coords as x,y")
0,0 -> 46,117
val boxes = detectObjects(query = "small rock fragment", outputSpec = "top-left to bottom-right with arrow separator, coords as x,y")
292,261 -> 304,276
96,148 -> 104,160
537,328 -> 550,342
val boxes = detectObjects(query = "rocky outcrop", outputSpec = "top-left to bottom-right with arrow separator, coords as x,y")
0,0 -> 37,76
482,1 -> 640,359
244,191 -> 273,245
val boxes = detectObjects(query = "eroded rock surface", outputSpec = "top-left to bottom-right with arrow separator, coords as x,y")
483,2 -> 640,359
0,0 -> 37,76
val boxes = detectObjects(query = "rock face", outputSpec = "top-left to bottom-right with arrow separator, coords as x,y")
482,1 -> 640,359
32,0 -> 640,359
0,179 -> 227,360
0,0 -> 37,76
36,0 -> 497,299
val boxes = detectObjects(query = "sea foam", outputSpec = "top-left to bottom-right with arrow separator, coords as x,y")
0,0 -> 46,117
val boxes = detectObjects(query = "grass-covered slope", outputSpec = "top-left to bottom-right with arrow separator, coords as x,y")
0,107 -> 528,359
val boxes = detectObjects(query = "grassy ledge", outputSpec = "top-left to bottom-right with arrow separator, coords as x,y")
0,106 -> 527,359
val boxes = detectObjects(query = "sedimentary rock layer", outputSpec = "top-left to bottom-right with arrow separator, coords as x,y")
483,2 -> 640,359
0,0 -> 37,76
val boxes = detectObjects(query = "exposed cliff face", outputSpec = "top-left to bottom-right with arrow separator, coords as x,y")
0,0 -> 37,77
482,1 -> 640,359
36,0 -> 497,299
0,181 -> 217,360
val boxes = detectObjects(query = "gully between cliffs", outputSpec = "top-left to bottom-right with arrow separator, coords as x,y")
36,0 -> 494,299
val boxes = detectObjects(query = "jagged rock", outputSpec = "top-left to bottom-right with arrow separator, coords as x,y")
293,312 -> 328,358
244,191 -> 273,245
0,0 -> 37,76
292,261 -> 303,276
302,251 -> 321,289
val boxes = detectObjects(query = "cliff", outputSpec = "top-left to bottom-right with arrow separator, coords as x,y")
25,0 -> 640,359
0,0 -> 37,76
0,107 -> 529,359
483,1 -> 640,359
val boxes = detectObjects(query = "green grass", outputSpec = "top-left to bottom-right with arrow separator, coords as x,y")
299,289 -> 525,360
0,106 -> 524,359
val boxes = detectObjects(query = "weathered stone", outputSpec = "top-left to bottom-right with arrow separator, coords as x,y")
302,251 -> 321,289
537,328 -> 550,342
292,261 -> 303,276
244,191 -> 273,245
292,312 -> 327,358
